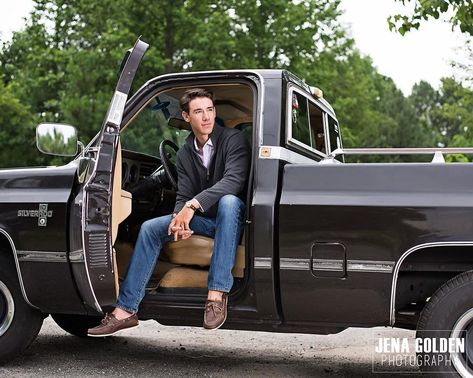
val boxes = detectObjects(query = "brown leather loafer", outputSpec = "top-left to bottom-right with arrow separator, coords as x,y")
87,313 -> 138,337
203,293 -> 228,330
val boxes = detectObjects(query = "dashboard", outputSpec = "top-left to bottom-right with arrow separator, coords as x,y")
121,149 -> 161,190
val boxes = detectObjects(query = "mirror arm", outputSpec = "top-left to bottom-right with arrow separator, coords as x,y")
77,140 -> 85,157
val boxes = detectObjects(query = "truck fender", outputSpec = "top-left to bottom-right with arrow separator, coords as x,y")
390,241 -> 473,326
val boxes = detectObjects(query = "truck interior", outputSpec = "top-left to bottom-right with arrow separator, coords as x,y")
111,82 -> 255,299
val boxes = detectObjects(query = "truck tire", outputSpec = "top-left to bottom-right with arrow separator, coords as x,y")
51,313 -> 102,337
0,253 -> 43,365
417,270 -> 473,377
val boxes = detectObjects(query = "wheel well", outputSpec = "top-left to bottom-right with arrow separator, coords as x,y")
0,232 -> 15,264
0,230 -> 33,308
394,245 -> 473,329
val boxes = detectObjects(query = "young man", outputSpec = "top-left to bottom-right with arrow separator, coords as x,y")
88,88 -> 250,336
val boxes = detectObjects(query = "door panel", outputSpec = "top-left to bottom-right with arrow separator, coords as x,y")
79,39 -> 148,312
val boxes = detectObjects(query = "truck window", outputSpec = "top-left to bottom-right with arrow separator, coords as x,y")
288,88 -> 327,157
328,116 -> 342,153
308,101 -> 325,154
291,92 -> 311,146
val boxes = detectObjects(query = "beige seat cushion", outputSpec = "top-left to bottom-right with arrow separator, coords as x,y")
115,241 -> 179,281
163,235 -> 245,277
116,235 -> 245,291
159,267 -> 208,288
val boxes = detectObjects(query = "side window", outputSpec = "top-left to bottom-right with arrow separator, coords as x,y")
308,102 -> 325,154
288,88 -> 327,157
328,116 -> 343,161
291,92 -> 311,146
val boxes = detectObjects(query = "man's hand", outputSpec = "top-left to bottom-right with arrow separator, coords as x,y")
168,208 -> 195,241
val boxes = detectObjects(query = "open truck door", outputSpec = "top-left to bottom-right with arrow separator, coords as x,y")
78,39 -> 148,313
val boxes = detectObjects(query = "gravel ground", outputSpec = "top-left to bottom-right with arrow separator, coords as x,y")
0,317 -> 422,377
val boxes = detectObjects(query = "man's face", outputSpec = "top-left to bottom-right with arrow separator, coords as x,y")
182,97 -> 216,139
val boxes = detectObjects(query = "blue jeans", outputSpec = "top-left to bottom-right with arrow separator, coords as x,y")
116,194 -> 245,313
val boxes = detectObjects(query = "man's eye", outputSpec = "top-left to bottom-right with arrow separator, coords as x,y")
194,110 -> 202,114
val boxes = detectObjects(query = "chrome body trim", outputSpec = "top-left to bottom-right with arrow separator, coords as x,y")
0,228 -> 37,308
280,258 -> 311,270
254,257 -> 272,269
347,260 -> 394,273
390,241 -> 473,326
253,72 -> 265,147
313,258 -> 344,272
331,147 -> 473,158
69,249 -> 84,262
280,258 -> 395,273
17,250 -> 67,263
259,146 -> 316,165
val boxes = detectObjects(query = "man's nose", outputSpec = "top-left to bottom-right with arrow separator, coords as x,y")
202,110 -> 210,120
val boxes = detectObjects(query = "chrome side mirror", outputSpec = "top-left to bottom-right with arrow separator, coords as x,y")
36,123 -> 78,156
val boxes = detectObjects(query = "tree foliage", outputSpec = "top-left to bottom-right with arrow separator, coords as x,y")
0,0 -> 472,167
388,0 -> 473,35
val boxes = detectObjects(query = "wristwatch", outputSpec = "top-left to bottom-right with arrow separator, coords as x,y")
185,202 -> 198,212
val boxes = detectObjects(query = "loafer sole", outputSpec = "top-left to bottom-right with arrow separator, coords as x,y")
87,323 -> 139,338
204,310 -> 227,330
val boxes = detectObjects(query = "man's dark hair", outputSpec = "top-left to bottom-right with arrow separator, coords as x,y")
180,88 -> 215,113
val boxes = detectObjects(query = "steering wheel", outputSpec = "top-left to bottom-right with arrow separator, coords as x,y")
159,139 -> 179,190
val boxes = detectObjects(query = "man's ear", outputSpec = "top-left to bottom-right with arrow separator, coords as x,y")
182,111 -> 190,123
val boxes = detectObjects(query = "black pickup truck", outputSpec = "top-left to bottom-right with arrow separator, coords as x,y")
2,39 -> 473,376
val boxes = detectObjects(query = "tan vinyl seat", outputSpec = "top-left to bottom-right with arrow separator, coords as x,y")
116,235 -> 245,289
158,267 -> 209,288
115,240 -> 179,281
158,235 -> 245,288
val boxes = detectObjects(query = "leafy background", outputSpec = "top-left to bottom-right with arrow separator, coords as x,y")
0,0 -> 472,166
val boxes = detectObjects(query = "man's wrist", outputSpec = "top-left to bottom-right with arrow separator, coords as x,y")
185,198 -> 203,212
185,201 -> 198,212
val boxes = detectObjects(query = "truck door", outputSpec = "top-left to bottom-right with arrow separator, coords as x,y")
78,39 -> 148,313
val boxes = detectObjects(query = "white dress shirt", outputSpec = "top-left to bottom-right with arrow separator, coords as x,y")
191,137 -> 215,211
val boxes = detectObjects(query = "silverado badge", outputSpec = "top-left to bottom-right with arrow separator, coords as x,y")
18,204 -> 53,227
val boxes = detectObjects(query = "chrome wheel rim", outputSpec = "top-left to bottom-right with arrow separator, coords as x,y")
451,308 -> 473,378
0,280 -> 14,337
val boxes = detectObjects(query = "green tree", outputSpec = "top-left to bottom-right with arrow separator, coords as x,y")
388,0 -> 473,35
0,0 -> 352,165
431,77 -> 473,146
1,0 -> 462,168
0,80 -> 39,167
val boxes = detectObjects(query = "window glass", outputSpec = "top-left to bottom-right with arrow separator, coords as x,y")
121,94 -> 189,156
289,89 -> 327,155
328,116 -> 341,152
291,92 -> 311,146
308,102 -> 325,154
